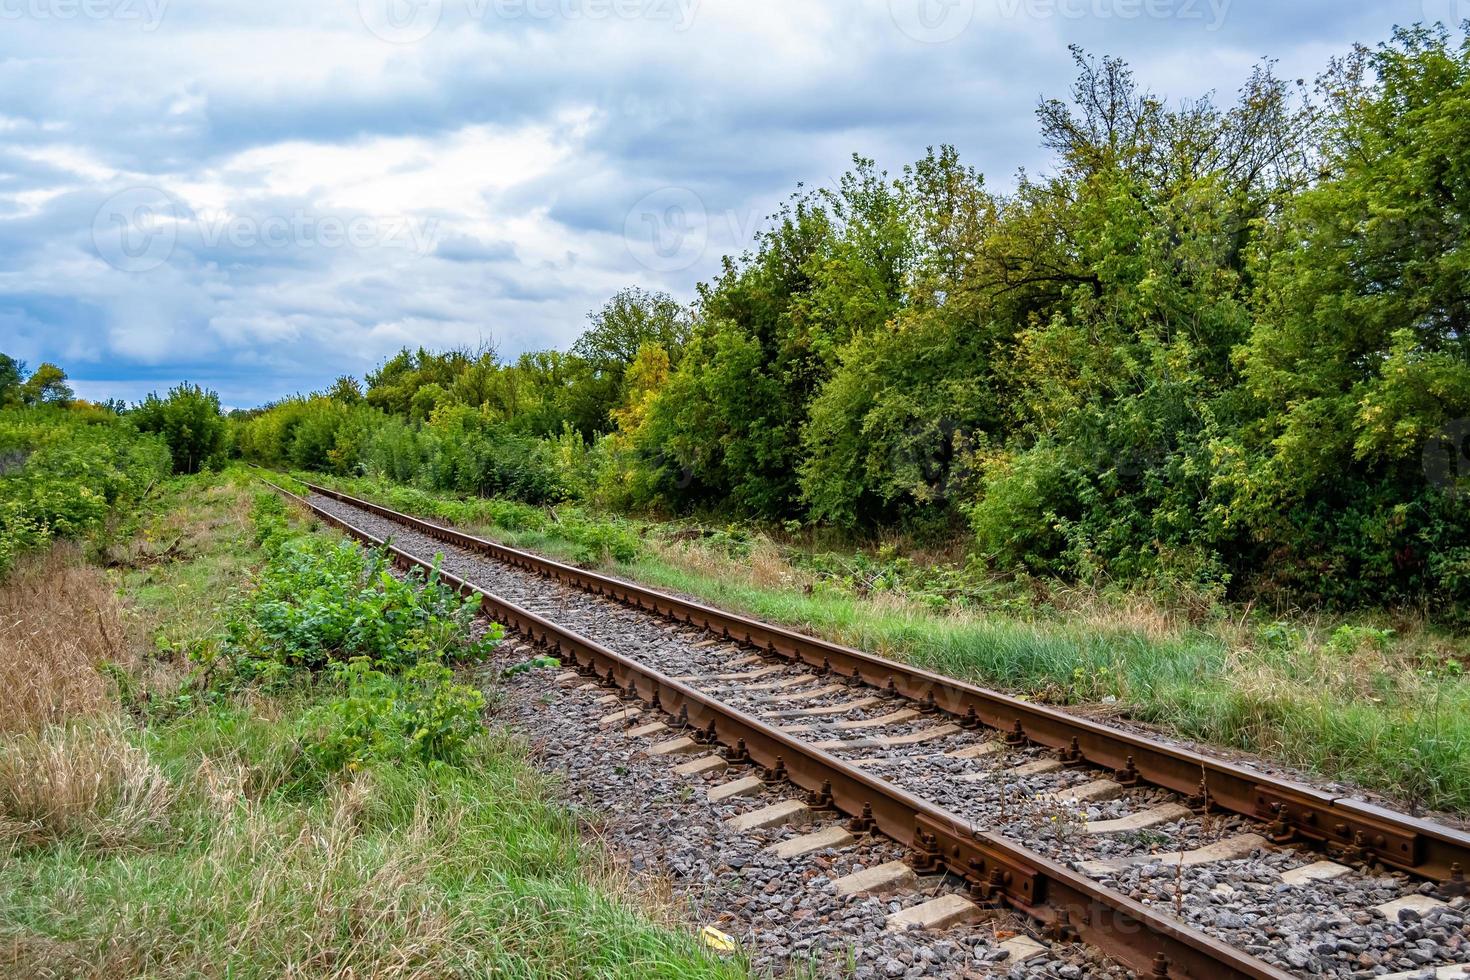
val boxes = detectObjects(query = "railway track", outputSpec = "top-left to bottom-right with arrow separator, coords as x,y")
267,477 -> 1470,979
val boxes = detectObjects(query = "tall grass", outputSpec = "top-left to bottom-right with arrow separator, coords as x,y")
0,722 -> 173,853
3,715 -> 741,979
0,544 -> 129,734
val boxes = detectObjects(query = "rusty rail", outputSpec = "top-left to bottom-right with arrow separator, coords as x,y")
294,478 -> 1470,885
264,476 -> 1290,979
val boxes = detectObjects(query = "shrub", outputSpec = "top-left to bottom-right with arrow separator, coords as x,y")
229,533 -> 499,679
0,407 -> 171,578
300,659 -> 486,772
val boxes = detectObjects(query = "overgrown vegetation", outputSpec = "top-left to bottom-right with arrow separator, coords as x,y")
0,472 -> 741,977
0,406 -> 171,577
232,28 -> 1470,624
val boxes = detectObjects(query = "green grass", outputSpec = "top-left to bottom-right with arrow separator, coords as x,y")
302,472 -> 1470,816
2,707 -> 742,978
0,469 -> 744,979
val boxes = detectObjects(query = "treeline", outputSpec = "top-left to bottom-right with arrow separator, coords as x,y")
237,28 -> 1470,616
0,356 -> 230,575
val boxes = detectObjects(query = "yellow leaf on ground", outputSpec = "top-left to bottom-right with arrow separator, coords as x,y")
699,924 -> 737,952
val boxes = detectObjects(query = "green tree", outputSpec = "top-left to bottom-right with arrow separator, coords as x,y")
132,383 -> 227,474
570,288 -> 691,431
1228,26 -> 1470,607
327,376 -> 364,404
19,362 -> 73,407
0,354 -> 23,407
573,288 -> 691,373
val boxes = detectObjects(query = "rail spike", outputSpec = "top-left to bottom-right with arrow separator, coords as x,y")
847,802 -> 876,834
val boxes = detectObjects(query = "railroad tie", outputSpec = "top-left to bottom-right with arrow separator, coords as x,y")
1038,778 -> 1124,804
768,694 -> 880,715
832,708 -> 921,731
741,674 -> 820,692
1376,894 -> 1451,921
707,775 -> 764,802
959,757 -> 1057,783
1279,860 -> 1352,885
1378,964 -> 1469,979
884,894 -> 982,932
1083,802 -> 1192,834
723,800 -> 811,832
1080,832 -> 1269,876
672,755 -> 728,777
831,861 -> 919,897
763,825 -> 856,859
623,721 -> 668,738
761,683 -> 848,706
706,665 -> 785,683
814,723 -> 961,752
995,935 -> 1049,964
943,742 -> 1005,760
597,708 -> 641,729
647,735 -> 703,756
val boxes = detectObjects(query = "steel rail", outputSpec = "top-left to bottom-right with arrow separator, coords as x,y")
295,478 -> 1470,887
263,477 -> 1288,980
293,478 -> 1470,885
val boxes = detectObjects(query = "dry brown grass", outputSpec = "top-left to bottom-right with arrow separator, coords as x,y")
0,543 -> 131,734
0,721 -> 173,852
651,535 -> 816,595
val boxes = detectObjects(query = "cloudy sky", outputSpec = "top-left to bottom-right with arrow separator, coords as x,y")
0,0 -> 1457,406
